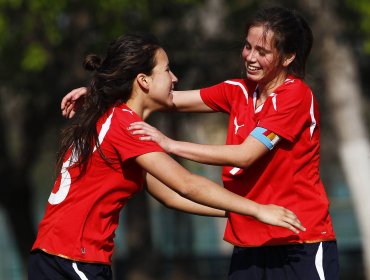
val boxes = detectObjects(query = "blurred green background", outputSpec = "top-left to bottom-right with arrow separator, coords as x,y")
1,0 -> 370,279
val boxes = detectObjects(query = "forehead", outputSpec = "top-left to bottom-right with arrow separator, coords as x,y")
154,48 -> 169,66
246,25 -> 275,49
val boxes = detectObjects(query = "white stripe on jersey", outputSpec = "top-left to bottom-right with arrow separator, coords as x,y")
224,80 -> 249,104
271,93 -> 277,111
93,108 -> 115,153
315,242 -> 325,280
229,167 -> 241,175
72,262 -> 89,280
309,92 -> 317,138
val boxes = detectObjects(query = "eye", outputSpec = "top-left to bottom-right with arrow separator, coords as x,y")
244,43 -> 251,50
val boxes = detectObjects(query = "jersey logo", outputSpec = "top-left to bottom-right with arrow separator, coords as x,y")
234,117 -> 245,135
122,109 -> 133,115
285,78 -> 295,84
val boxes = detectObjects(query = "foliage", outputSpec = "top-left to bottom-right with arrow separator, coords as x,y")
345,0 -> 370,53
0,0 -> 202,81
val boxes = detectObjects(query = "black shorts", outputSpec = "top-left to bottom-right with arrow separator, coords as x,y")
228,241 -> 339,280
28,250 -> 112,280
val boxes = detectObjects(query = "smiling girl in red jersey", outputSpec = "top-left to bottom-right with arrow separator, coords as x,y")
127,7 -> 339,280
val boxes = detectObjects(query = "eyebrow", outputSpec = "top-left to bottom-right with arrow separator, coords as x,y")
245,40 -> 272,53
256,45 -> 272,53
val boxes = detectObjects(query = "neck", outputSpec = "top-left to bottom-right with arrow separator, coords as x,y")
125,96 -> 152,121
258,72 -> 288,99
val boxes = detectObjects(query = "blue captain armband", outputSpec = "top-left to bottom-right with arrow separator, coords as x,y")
250,127 -> 280,150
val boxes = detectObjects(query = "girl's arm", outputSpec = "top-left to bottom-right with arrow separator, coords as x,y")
129,122 -> 269,169
136,151 -> 305,234
61,88 -> 213,118
172,90 -> 213,112
146,173 -> 227,217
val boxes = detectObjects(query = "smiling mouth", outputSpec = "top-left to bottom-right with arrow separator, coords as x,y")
247,64 -> 261,71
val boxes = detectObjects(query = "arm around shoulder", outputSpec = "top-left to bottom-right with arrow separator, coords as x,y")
172,90 -> 214,112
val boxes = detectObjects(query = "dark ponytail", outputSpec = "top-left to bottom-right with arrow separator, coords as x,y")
56,33 -> 161,176
83,54 -> 102,71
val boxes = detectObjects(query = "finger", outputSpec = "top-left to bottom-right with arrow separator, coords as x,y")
283,216 -> 305,233
61,91 -> 76,109
283,223 -> 299,234
284,212 -> 306,232
61,87 -> 86,109
131,129 -> 147,135
129,125 -> 156,135
289,219 -> 306,232
129,121 -> 145,126
128,125 -> 144,131
68,110 -> 76,119
139,136 -> 153,141
128,123 -> 148,130
62,104 -> 74,117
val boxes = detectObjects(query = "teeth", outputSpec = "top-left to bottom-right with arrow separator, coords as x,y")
247,65 -> 260,71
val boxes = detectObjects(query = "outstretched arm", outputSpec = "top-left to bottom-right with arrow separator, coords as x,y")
61,88 -> 214,118
129,121 -> 269,169
146,173 -> 227,217
136,151 -> 305,234
172,90 -> 213,112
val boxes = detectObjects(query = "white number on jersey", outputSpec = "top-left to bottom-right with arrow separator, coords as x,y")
48,110 -> 114,205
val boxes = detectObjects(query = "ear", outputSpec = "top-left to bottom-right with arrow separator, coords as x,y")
136,73 -> 150,90
283,53 -> 296,67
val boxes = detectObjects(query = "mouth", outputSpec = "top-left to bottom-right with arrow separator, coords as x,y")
246,64 -> 261,72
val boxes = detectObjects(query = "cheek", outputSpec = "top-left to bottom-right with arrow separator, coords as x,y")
259,57 -> 274,69
241,48 -> 248,59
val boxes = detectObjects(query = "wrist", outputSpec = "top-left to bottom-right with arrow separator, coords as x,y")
166,139 -> 177,154
250,201 -> 260,218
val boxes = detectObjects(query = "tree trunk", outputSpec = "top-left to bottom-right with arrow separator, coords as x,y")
301,1 -> 370,278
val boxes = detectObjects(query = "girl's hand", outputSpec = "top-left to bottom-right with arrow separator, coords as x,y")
128,122 -> 173,153
255,204 -> 306,234
61,87 -> 87,118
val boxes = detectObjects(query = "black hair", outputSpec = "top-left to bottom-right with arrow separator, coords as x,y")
56,33 -> 161,176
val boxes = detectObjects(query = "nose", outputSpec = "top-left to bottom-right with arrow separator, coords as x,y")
171,71 -> 178,83
242,47 -> 256,62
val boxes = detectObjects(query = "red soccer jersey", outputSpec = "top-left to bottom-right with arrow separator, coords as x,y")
200,77 -> 336,247
32,103 -> 163,264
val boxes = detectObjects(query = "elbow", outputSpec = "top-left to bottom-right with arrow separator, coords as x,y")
234,158 -> 253,169
161,198 -> 177,210
175,174 -> 200,200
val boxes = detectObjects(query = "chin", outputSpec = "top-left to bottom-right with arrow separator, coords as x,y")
246,74 -> 261,83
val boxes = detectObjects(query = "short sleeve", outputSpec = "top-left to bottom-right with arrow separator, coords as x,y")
200,81 -> 234,113
258,81 -> 313,143
109,108 -> 164,161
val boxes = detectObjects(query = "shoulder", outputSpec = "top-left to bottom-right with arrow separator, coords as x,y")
276,77 -> 312,102
113,104 -> 141,124
223,78 -> 256,93
100,104 -> 142,136
282,77 -> 311,94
